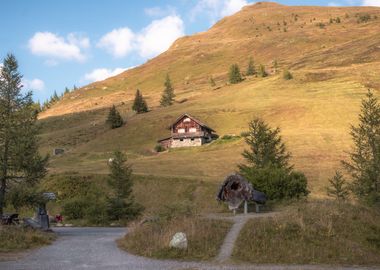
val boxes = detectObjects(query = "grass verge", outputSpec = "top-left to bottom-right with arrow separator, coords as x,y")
118,217 -> 232,261
232,201 -> 380,266
0,226 -> 56,253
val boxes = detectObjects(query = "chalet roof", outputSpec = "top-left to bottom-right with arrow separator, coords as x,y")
170,113 -> 216,132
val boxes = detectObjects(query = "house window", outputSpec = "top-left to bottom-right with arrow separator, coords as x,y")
184,117 -> 191,122
180,139 -> 184,141
191,138 -> 194,141
189,128 -> 197,133
178,128 -> 185,133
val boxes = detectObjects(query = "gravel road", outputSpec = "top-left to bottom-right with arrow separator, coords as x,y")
0,227 -> 378,270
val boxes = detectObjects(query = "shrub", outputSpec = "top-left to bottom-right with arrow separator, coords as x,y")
258,64 -> 268,77
62,197 -> 90,220
155,144 -> 166,152
283,69 -> 293,80
242,166 -> 309,201
357,13 -> 371,23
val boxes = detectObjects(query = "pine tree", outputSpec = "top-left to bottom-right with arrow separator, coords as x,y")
229,64 -> 243,84
273,60 -> 279,74
246,58 -> 255,76
326,171 -> 349,201
132,89 -> 148,114
239,118 -> 292,171
342,90 -> 380,204
64,87 -> 70,95
106,105 -> 124,129
258,64 -> 268,77
239,118 -> 308,200
210,76 -> 216,87
0,54 -> 48,215
283,68 -> 293,80
160,74 -> 175,107
107,151 -> 143,221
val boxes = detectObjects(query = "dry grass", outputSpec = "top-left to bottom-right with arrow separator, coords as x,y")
118,217 -> 232,261
36,3 -> 380,198
233,201 -> 380,266
0,226 -> 56,252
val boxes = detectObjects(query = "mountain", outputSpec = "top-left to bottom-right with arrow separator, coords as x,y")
39,2 -> 380,196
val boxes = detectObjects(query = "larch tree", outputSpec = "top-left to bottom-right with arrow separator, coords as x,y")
0,54 -> 48,215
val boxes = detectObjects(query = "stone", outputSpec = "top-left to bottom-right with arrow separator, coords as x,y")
169,232 -> 187,249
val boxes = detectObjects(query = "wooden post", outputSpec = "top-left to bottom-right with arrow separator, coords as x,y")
244,201 -> 248,215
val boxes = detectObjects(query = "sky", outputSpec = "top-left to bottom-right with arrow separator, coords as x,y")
0,0 -> 379,102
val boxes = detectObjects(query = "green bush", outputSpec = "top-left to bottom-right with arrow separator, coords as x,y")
154,144 -> 166,152
283,69 -> 293,80
243,166 -> 309,201
62,197 -> 90,220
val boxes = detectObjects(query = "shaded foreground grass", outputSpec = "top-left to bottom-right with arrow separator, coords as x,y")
233,201 -> 380,266
118,217 -> 232,261
0,226 -> 56,253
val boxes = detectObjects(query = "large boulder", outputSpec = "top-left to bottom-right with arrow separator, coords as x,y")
169,232 -> 188,249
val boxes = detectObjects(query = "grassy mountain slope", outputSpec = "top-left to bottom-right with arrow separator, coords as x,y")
39,2 -> 380,196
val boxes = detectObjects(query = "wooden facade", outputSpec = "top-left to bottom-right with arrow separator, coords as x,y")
158,114 -> 216,149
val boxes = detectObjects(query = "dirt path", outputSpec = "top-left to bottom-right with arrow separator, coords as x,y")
207,212 -> 278,263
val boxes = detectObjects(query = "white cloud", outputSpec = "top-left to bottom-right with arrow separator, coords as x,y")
83,67 -> 131,82
136,15 -> 184,58
190,0 -> 252,23
97,27 -> 135,58
221,0 -> 250,17
28,32 -> 89,62
362,0 -> 380,6
144,6 -> 176,17
97,15 -> 184,59
22,78 -> 45,91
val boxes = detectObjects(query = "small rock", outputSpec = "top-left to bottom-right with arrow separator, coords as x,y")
169,232 -> 187,249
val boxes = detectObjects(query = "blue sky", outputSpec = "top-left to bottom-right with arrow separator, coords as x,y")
0,0 -> 378,102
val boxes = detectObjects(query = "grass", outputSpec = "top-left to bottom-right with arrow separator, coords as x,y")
39,173 -> 226,226
118,217 -> 232,261
36,4 -> 380,198
232,200 -> 380,266
0,226 -> 56,253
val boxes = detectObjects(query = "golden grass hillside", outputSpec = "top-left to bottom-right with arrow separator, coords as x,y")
38,3 -> 380,197
40,2 -> 380,117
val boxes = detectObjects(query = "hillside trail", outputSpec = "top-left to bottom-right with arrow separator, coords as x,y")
205,212 -> 279,263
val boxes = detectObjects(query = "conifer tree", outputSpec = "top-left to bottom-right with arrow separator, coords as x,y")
160,74 -> 175,107
239,118 -> 308,200
64,87 -> 70,95
0,54 -> 48,215
229,64 -> 243,84
107,151 -> 142,221
246,58 -> 255,76
283,68 -> 293,80
273,60 -> 279,74
210,76 -> 216,87
342,90 -> 380,204
132,89 -> 148,114
106,105 -> 124,129
239,118 -> 291,171
258,64 -> 268,77
326,171 -> 349,201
